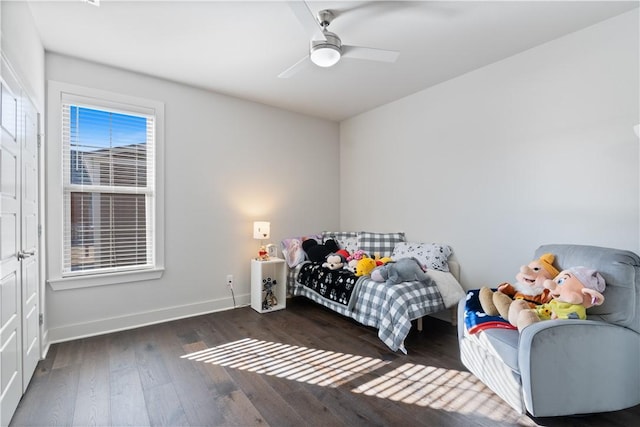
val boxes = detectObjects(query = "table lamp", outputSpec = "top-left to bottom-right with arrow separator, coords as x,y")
253,221 -> 270,260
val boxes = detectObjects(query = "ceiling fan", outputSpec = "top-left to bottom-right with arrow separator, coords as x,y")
278,1 -> 400,78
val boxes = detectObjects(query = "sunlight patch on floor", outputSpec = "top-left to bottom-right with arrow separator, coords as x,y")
351,362 -> 515,419
181,338 -> 389,387
181,338 -> 522,423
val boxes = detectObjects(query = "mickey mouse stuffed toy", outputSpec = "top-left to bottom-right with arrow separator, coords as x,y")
302,238 -> 340,263
323,253 -> 345,270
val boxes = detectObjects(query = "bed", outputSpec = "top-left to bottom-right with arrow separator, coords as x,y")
282,231 -> 465,353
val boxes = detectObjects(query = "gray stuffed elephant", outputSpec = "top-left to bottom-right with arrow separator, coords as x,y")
370,257 -> 428,286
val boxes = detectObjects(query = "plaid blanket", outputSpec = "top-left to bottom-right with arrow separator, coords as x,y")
288,262 -> 445,353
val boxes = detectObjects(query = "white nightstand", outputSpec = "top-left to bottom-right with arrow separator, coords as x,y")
250,258 -> 286,313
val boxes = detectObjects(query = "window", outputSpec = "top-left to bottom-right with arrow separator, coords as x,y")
47,82 -> 164,289
63,105 -> 153,274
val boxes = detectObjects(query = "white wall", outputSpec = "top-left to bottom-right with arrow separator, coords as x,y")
340,10 -> 639,290
1,1 -> 45,109
45,53 -> 340,342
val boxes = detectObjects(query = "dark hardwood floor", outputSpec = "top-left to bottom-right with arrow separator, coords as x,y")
10,297 -> 640,426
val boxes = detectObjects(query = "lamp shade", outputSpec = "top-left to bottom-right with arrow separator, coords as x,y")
253,221 -> 270,240
310,45 -> 341,67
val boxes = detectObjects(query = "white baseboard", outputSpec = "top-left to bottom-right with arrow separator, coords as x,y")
40,329 -> 50,360
46,293 -> 250,344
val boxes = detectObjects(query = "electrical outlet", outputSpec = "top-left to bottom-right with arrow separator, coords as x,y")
226,274 -> 233,289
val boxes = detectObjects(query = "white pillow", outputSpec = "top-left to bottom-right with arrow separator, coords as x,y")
392,242 -> 452,272
340,236 -> 359,254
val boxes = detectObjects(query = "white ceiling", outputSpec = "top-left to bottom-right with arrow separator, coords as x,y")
27,0 -> 638,121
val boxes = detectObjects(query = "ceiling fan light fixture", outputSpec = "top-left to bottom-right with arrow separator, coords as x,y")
310,44 -> 341,67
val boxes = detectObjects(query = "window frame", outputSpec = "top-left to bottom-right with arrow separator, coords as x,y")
46,81 -> 164,290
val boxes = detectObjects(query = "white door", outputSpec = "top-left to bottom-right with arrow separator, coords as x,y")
0,74 -> 24,427
20,98 -> 40,390
0,65 -> 41,426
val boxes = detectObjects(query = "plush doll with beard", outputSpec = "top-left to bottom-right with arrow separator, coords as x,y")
479,253 -> 560,320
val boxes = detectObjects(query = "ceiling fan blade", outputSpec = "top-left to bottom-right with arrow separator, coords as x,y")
342,45 -> 400,63
278,55 -> 311,78
287,1 -> 326,41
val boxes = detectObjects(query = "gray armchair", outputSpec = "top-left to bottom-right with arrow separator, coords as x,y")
458,244 -> 640,417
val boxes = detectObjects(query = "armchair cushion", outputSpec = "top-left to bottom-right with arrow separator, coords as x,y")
473,329 -> 519,372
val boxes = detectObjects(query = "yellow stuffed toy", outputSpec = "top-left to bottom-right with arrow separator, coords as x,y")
373,253 -> 393,266
355,257 -> 377,277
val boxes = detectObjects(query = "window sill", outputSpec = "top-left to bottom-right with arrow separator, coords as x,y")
48,267 -> 165,291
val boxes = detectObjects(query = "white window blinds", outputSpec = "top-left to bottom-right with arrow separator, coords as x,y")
62,102 -> 155,275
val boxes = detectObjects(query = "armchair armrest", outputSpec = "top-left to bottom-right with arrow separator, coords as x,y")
518,319 -> 640,417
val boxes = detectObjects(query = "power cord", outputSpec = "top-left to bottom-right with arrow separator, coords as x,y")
230,286 -> 236,308
227,276 -> 236,308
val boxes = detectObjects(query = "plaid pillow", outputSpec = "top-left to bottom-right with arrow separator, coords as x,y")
357,232 -> 406,258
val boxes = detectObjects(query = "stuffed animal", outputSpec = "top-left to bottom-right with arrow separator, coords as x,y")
347,250 -> 366,262
373,254 -> 393,266
323,253 -> 345,270
508,266 -> 605,331
336,249 -> 350,261
355,257 -> 377,277
257,245 -> 269,261
479,253 -> 559,319
345,259 -> 358,274
302,239 -> 339,263
370,257 -> 429,286
345,250 -> 367,273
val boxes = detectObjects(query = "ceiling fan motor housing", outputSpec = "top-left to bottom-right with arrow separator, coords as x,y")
311,31 -> 342,52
